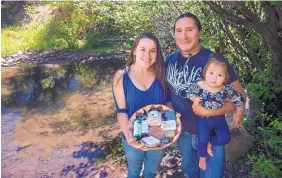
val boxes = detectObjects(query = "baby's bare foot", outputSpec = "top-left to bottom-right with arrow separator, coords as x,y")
199,157 -> 206,170
207,143 -> 214,157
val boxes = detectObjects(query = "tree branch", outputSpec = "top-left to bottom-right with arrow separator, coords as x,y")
274,2 -> 282,31
231,1 -> 262,24
204,1 -> 255,28
222,20 -> 248,56
264,3 -> 278,36
236,26 -> 265,70
206,1 -> 282,73
171,1 -> 182,16
222,20 -> 264,70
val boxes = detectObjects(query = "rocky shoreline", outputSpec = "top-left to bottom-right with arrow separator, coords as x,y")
1,49 -> 129,68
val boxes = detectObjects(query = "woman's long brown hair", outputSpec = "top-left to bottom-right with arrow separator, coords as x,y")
126,32 -> 167,96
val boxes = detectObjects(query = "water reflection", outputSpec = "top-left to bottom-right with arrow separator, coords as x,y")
1,58 -> 124,108
1,105 -> 8,116
69,76 -> 80,91
1,106 -> 20,136
1,58 -> 125,177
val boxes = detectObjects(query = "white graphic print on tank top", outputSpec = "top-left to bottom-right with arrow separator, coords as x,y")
167,62 -> 202,98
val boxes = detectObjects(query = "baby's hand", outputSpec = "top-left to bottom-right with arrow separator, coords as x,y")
233,115 -> 242,126
190,96 -> 201,104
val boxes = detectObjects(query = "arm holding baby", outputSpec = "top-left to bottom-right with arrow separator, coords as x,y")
226,85 -> 245,126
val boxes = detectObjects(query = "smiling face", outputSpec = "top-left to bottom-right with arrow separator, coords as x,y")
204,62 -> 227,88
134,38 -> 157,69
174,17 -> 202,55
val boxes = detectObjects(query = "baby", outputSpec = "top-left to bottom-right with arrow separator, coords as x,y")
186,54 -> 245,170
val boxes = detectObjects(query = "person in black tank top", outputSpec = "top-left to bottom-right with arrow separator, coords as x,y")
112,32 -> 167,178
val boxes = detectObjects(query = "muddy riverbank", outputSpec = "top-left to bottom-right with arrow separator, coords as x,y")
1,50 -> 251,178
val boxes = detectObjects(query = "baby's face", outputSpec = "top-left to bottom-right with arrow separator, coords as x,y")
205,63 -> 227,88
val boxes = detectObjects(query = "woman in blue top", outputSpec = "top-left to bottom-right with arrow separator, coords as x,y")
112,32 -> 167,178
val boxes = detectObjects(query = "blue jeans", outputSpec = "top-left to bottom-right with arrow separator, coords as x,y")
177,132 -> 225,178
122,137 -> 165,178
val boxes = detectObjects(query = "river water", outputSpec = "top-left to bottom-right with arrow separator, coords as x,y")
1,59 -> 127,178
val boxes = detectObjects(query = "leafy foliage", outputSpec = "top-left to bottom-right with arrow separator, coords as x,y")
248,154 -> 281,178
245,114 -> 282,178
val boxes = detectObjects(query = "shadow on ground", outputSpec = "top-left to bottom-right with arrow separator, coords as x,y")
60,136 -> 124,178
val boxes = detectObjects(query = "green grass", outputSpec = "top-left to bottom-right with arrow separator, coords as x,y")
1,21 -> 122,57
83,42 -> 121,55
2,22 -> 57,56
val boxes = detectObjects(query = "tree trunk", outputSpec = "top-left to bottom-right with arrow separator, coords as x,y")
204,1 -> 282,73
222,20 -> 265,70
259,27 -> 282,72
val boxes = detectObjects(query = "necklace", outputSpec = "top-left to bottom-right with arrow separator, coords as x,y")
184,53 -> 192,66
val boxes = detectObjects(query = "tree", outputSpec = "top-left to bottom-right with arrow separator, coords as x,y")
204,1 -> 282,73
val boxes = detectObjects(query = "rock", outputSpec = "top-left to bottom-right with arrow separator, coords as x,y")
11,54 -> 17,58
225,92 -> 255,161
2,49 -> 129,67
225,126 -> 253,161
